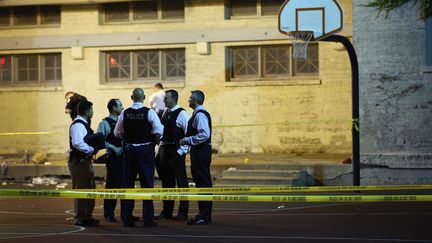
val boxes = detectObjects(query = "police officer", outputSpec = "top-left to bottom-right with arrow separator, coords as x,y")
65,92 -> 87,120
114,88 -> 163,227
97,99 -> 124,223
68,100 -> 99,227
179,90 -> 213,225
155,90 -> 189,221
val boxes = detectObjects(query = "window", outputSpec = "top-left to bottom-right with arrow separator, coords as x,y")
103,0 -> 184,23
0,5 -> 60,27
230,0 -> 257,17
41,5 -> 61,25
0,53 -> 62,85
104,49 -> 185,83
228,44 -> 318,81
261,0 -> 284,16
14,6 -> 38,25
228,0 -> 284,18
0,8 -> 10,26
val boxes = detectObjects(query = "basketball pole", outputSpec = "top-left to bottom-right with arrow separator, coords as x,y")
321,35 -> 360,186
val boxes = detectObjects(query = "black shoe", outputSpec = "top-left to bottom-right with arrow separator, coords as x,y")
154,212 -> 173,220
88,218 -> 100,226
173,213 -> 188,221
123,221 -> 136,227
142,221 -> 158,227
186,217 -> 210,225
132,215 -> 140,221
105,216 -> 118,223
75,218 -> 99,227
74,220 -> 87,227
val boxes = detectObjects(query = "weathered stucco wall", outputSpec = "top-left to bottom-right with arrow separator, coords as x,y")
0,0 -> 353,157
353,0 -> 432,174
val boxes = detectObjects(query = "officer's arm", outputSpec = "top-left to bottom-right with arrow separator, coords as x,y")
177,110 -> 190,155
189,113 -> 210,145
70,123 -> 94,155
148,109 -> 164,142
114,111 -> 124,139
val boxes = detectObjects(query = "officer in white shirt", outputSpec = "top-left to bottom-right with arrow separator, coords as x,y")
68,100 -> 99,227
154,89 -> 190,221
179,90 -> 213,225
149,83 -> 166,118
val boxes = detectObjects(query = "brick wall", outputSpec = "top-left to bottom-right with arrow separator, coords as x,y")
0,0 -> 353,156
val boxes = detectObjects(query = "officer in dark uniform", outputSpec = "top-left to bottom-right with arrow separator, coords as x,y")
68,100 -> 99,227
97,99 -> 124,223
155,90 -> 190,221
114,88 -> 163,228
179,90 -> 213,225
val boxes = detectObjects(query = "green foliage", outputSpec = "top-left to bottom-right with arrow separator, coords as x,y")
366,0 -> 432,20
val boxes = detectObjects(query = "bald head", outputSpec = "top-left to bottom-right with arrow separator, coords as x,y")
131,88 -> 145,102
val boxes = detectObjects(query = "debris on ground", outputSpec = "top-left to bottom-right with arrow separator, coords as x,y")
23,151 -> 30,163
1,161 -> 7,175
32,177 -> 59,186
56,182 -> 68,189
32,151 -> 47,164
188,182 -> 196,187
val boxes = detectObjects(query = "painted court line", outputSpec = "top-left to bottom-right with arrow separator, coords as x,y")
50,233 -> 432,242
0,224 -> 85,240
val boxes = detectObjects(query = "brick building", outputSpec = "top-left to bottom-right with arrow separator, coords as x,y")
0,0 -> 352,158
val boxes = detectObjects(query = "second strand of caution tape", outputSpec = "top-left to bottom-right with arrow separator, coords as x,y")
1,189 -> 432,202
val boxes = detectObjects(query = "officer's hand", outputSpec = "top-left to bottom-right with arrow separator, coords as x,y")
179,138 -> 189,146
113,147 -> 122,157
88,146 -> 96,156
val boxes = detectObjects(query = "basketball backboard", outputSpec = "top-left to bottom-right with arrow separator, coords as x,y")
278,0 -> 344,41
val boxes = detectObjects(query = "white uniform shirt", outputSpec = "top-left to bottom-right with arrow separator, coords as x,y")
149,90 -> 166,113
186,105 -> 211,146
114,102 -> 164,144
161,104 -> 189,155
70,115 -> 94,155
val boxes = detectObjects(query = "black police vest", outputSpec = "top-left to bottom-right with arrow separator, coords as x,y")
69,119 -> 94,155
160,108 -> 185,144
186,109 -> 212,145
104,116 -> 122,148
123,107 -> 152,144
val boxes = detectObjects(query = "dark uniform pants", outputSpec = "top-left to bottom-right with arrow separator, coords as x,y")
156,145 -> 189,216
190,144 -> 212,221
68,154 -> 95,221
104,155 -> 123,218
121,144 -> 155,224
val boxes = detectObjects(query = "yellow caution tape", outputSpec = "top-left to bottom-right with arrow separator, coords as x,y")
213,119 -> 350,128
0,131 -> 58,136
78,185 -> 432,194
1,189 -> 432,202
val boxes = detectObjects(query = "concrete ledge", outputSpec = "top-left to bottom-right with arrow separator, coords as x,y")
360,167 -> 432,185
0,163 -> 232,183
361,153 -> 432,169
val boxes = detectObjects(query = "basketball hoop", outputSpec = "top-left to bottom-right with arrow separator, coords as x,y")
288,31 -> 314,59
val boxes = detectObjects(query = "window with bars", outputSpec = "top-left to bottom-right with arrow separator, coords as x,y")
103,0 -> 184,23
0,5 -> 60,27
228,44 -> 318,81
104,49 -> 185,83
0,53 -> 62,85
228,0 -> 284,18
